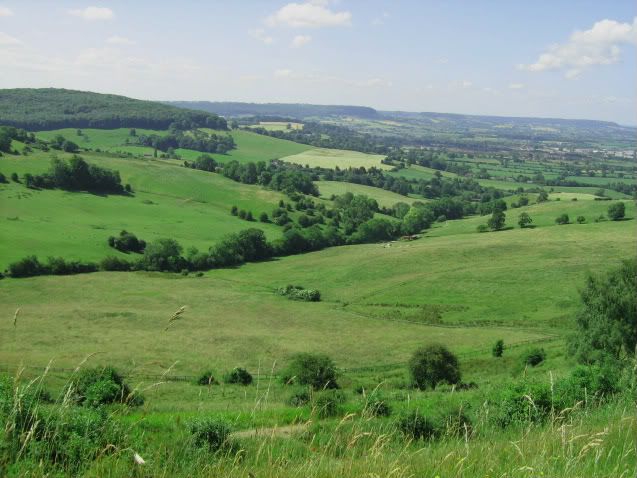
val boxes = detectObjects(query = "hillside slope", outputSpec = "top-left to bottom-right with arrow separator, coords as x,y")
0,88 -> 226,130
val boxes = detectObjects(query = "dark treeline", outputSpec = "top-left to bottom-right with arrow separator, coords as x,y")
137,129 -> 235,154
23,156 -> 128,194
0,126 -> 49,153
0,89 -> 227,131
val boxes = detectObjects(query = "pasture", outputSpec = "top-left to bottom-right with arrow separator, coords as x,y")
280,147 -> 391,170
316,180 -> 419,207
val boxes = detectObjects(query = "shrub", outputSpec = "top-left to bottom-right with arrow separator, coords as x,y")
607,202 -> 625,221
196,371 -> 217,386
238,209 -> 247,219
363,396 -> 392,417
517,212 -> 532,228
576,215 -> 586,224
476,224 -> 488,233
492,339 -> 504,358
189,418 -> 232,452
283,353 -> 338,389
409,343 -> 461,390
523,347 -> 546,367
397,410 -> 438,441
8,255 -> 46,277
313,390 -> 345,418
223,367 -> 253,385
441,407 -> 473,437
259,212 -> 269,223
141,238 -> 184,272
107,230 -> 146,253
287,389 -> 311,407
492,380 -> 553,427
100,256 -> 132,271
10,172 -> 19,182
230,205 -> 238,216
246,211 -> 254,221
276,285 -> 321,302
71,366 -> 143,407
555,214 -> 569,225
0,172 -> 6,183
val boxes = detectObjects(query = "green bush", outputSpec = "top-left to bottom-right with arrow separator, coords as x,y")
287,389 -> 311,407
313,390 -> 346,418
283,353 -> 338,389
492,339 -> 504,357
607,202 -> 625,221
397,410 -> 438,441
440,407 -> 473,437
276,285 -> 321,302
223,367 -> 253,385
189,418 -> 232,451
363,396 -> 392,417
71,366 -> 143,407
409,343 -> 461,390
196,371 -> 217,386
555,213 -> 569,225
476,224 -> 489,233
523,347 -> 546,367
492,380 -> 553,428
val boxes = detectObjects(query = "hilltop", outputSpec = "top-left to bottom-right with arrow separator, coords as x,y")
0,88 -> 227,131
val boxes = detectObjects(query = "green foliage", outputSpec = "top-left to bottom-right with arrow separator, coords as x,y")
188,418 -> 232,451
555,213 -> 570,225
397,410 -> 439,441
0,88 -> 226,130
523,347 -> 546,367
607,202 -> 625,221
517,212 -> 532,228
576,215 -> 586,224
570,259 -> 636,363
476,224 -> 488,233
350,218 -> 397,243
196,371 -> 217,386
8,255 -> 98,278
142,238 -> 185,272
401,206 -> 434,235
72,366 -> 143,407
286,389 -> 311,407
409,344 -> 461,390
209,228 -> 272,267
223,367 -> 253,385
107,230 -> 146,253
313,390 -> 346,418
276,285 -> 321,302
283,353 -> 338,390
492,339 -> 504,357
487,210 -> 506,231
492,380 -> 553,427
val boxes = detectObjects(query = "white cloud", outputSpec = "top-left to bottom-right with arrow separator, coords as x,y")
0,31 -> 21,46
291,34 -> 312,48
508,83 -> 525,89
69,6 -> 114,21
0,6 -> 14,17
371,12 -> 389,26
520,17 -> 637,78
107,35 -> 135,45
249,28 -> 274,44
266,1 -> 351,28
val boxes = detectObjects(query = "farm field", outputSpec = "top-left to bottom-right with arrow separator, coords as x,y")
316,180 -> 419,207
248,121 -> 304,131
280,147 -> 391,170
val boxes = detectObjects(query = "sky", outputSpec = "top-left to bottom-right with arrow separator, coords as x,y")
0,1 -> 635,124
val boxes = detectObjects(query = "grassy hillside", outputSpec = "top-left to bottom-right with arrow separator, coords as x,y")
0,148 -> 287,265
316,180 -> 417,207
0,88 -> 226,130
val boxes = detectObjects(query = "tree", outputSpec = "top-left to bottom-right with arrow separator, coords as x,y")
492,339 -> 504,358
569,259 -> 636,363
230,205 -> 238,216
259,212 -> 269,223
537,191 -> 549,203
487,210 -> 506,231
555,214 -> 569,225
576,215 -> 586,224
142,238 -> 184,271
607,202 -> 625,221
408,344 -> 461,390
517,212 -> 532,228
401,206 -> 434,235
283,353 -> 338,389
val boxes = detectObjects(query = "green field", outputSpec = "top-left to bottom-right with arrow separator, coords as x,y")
248,121 -> 304,131
280,147 -> 391,170
316,180 -> 418,207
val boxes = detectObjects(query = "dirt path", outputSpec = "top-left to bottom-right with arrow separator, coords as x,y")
232,423 -> 307,439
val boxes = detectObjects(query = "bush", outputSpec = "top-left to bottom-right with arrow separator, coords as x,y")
107,230 -> 146,253
100,256 -> 132,271
196,371 -> 217,386
607,202 -> 625,221
223,367 -> 253,385
8,255 -> 46,277
287,389 -> 311,407
276,284 -> 321,302
409,344 -> 461,390
230,205 -> 238,216
313,390 -> 346,418
555,213 -> 569,225
259,212 -> 269,223
492,339 -> 504,358
476,224 -> 489,233
283,353 -> 338,389
10,172 -> 19,182
523,347 -> 546,367
397,410 -> 438,441
189,418 -> 232,451
492,380 -> 552,427
441,407 -> 473,437
71,366 -> 143,407
576,215 -> 586,224
363,396 -> 392,417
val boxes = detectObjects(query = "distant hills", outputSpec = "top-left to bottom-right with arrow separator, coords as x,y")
0,89 -> 226,131
166,101 -> 379,120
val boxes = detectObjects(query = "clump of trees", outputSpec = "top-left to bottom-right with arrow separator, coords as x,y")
138,130 -> 235,154
607,202 -> 625,221
282,353 -> 338,390
223,367 -> 253,385
23,156 -> 128,194
107,230 -> 146,253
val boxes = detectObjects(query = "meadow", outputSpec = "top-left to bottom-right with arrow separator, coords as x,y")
280,147 -> 391,170
316,180 -> 419,207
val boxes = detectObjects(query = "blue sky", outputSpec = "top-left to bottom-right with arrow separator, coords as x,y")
0,1 -> 635,124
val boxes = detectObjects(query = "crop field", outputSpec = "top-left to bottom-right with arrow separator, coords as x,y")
280,147 -> 391,170
316,180 -> 419,207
